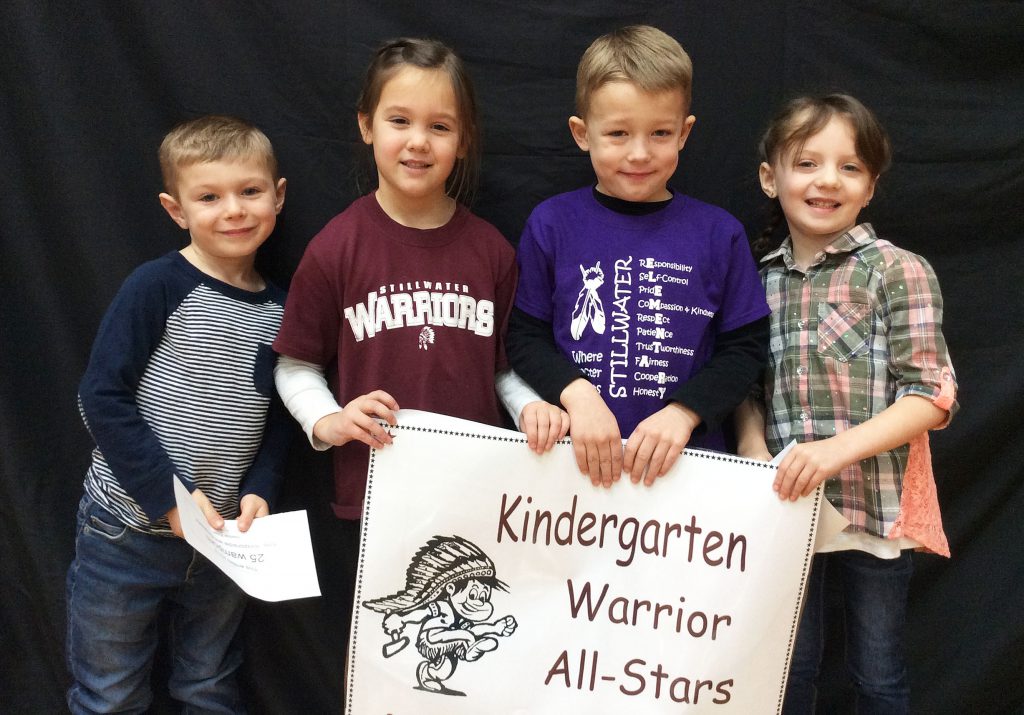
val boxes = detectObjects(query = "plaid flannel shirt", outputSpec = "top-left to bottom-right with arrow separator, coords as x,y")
759,223 -> 958,538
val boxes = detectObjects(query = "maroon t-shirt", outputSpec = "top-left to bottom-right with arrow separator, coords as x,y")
274,194 -> 516,519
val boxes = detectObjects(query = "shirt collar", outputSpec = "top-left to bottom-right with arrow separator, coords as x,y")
760,223 -> 878,268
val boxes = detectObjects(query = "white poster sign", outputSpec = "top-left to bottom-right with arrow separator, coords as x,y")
347,411 -> 819,714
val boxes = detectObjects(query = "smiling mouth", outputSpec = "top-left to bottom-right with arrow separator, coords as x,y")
402,160 -> 432,169
806,198 -> 840,209
222,226 -> 256,236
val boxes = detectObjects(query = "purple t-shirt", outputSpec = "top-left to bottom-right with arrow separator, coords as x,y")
515,187 -> 769,440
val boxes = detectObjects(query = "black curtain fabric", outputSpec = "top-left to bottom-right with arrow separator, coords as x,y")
2,2 -> 1021,713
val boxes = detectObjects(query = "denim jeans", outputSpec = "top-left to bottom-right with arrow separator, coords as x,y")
66,495 -> 247,714
784,550 -> 913,715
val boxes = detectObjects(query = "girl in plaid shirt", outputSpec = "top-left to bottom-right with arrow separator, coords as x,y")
736,94 -> 958,714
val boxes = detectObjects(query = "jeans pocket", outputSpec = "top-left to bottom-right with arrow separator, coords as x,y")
84,505 -> 129,542
817,301 -> 870,361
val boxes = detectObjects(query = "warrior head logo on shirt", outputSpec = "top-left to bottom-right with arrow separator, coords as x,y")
362,535 -> 518,697
571,262 -> 606,340
418,326 -> 435,350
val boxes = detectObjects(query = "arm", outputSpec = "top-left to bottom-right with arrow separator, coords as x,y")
236,381 -> 294,531
507,307 -> 620,484
274,354 -> 398,450
495,369 -> 569,454
506,307 -> 586,405
774,395 -> 947,500
734,395 -> 773,461
78,264 -> 192,521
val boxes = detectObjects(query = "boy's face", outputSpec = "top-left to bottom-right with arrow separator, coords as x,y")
569,82 -> 694,203
445,579 -> 494,622
159,157 -> 286,268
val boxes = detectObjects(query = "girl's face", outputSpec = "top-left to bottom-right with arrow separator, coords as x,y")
759,115 -> 876,253
358,65 -> 463,219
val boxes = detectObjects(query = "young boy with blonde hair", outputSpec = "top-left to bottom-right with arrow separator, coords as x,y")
67,115 -> 288,713
509,25 -> 769,487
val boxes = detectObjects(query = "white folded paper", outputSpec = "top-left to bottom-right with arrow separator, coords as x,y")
174,476 -> 321,601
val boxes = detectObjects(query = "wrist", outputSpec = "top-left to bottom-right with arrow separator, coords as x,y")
666,401 -> 701,429
559,378 -> 600,410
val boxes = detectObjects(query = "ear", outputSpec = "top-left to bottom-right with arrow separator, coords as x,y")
865,176 -> 877,206
758,162 -> 777,198
357,112 -> 373,145
273,177 -> 287,214
158,192 -> 189,229
677,115 -> 697,151
568,116 -> 590,151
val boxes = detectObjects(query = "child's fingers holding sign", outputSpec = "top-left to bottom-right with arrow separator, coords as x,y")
519,401 -> 570,454
560,379 -> 622,488
624,402 -> 700,486
313,390 -> 400,449
773,440 -> 845,500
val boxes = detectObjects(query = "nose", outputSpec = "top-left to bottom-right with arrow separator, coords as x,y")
223,194 -> 246,218
406,127 -> 429,152
816,165 -> 841,188
626,136 -> 652,162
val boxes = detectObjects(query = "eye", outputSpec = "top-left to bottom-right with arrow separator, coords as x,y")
841,163 -> 862,173
652,129 -> 672,138
606,130 -> 627,138
431,122 -> 452,132
198,193 -> 217,203
388,116 -> 409,126
795,159 -> 816,169
241,186 -> 263,196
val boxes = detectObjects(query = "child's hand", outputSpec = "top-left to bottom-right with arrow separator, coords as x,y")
237,494 -> 269,533
313,390 -> 399,449
519,401 -> 570,454
166,487 -> 224,537
623,403 -> 699,486
560,379 -> 622,488
774,439 -> 847,500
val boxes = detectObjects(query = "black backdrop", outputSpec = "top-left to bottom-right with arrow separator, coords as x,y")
2,2 -> 1022,713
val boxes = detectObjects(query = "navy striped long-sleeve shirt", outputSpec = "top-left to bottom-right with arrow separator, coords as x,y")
78,251 -> 288,535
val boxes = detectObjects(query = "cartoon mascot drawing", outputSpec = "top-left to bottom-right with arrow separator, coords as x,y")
362,535 -> 518,696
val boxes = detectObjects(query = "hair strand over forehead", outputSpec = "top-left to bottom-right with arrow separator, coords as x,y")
575,25 -> 693,118
758,93 -> 892,178
158,115 -> 278,195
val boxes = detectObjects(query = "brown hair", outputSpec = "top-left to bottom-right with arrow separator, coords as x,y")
158,115 -> 278,196
758,93 -> 891,176
356,37 -> 480,205
575,25 -> 693,118
754,94 -> 892,257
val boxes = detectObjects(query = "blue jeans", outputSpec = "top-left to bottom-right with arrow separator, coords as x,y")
66,495 -> 247,714
784,550 -> 913,715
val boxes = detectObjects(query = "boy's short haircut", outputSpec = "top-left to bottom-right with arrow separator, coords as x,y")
575,25 -> 693,118
158,115 -> 278,195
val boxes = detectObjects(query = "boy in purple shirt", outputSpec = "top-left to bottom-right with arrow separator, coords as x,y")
509,25 -> 769,487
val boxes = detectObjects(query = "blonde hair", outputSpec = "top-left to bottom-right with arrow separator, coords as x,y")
158,115 -> 278,195
575,25 -> 693,118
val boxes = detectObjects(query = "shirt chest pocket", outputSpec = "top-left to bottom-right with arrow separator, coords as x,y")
817,302 -> 871,362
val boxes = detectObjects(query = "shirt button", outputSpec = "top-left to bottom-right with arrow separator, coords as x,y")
838,356 -> 847,363
799,411 -> 810,421
796,365 -> 807,376
797,320 -> 805,329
